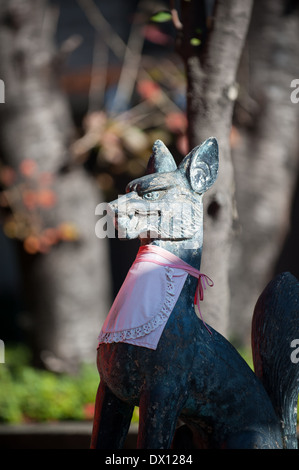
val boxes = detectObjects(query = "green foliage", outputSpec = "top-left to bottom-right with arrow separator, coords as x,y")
190,38 -> 201,46
0,345 -> 99,423
238,347 -> 254,371
0,345 -> 140,425
6,345 -> 297,428
150,11 -> 172,23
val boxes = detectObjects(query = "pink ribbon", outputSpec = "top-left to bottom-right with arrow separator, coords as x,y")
134,245 -> 214,335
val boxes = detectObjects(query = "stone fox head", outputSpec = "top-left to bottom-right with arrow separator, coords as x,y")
108,138 -> 219,242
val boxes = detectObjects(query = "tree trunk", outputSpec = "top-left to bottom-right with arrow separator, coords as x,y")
0,0 -> 111,372
229,0 -> 299,346
175,0 -> 253,336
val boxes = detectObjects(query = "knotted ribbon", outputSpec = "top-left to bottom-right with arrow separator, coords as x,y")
134,245 -> 214,335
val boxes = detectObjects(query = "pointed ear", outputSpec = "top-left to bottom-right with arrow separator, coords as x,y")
145,140 -> 177,174
178,137 -> 219,194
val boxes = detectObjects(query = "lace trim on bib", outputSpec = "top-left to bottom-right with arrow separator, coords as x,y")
98,267 -> 175,344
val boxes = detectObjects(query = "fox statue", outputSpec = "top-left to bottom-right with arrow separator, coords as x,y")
91,138 -> 299,449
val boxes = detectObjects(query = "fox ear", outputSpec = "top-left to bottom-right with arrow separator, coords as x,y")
178,137 -> 219,194
146,140 -> 177,174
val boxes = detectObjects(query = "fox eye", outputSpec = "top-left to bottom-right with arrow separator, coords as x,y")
142,191 -> 160,200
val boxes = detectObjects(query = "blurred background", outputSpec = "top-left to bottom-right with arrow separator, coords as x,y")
0,0 -> 298,436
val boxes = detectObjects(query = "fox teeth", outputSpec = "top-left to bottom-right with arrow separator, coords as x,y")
135,210 -> 160,216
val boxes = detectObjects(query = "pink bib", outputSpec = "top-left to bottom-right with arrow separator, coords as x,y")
98,245 -> 213,350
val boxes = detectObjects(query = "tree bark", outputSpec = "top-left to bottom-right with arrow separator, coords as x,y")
175,0 -> 253,336
0,0 -> 111,372
229,0 -> 299,346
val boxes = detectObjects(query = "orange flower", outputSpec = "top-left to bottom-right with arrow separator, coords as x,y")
19,159 -> 37,177
137,79 -> 161,102
37,189 -> 57,208
24,235 -> 40,254
58,222 -> 79,242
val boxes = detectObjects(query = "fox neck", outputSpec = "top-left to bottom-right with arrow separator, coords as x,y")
148,237 -> 203,312
141,235 -> 203,271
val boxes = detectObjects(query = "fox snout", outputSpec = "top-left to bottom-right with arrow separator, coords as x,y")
108,192 -> 162,240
